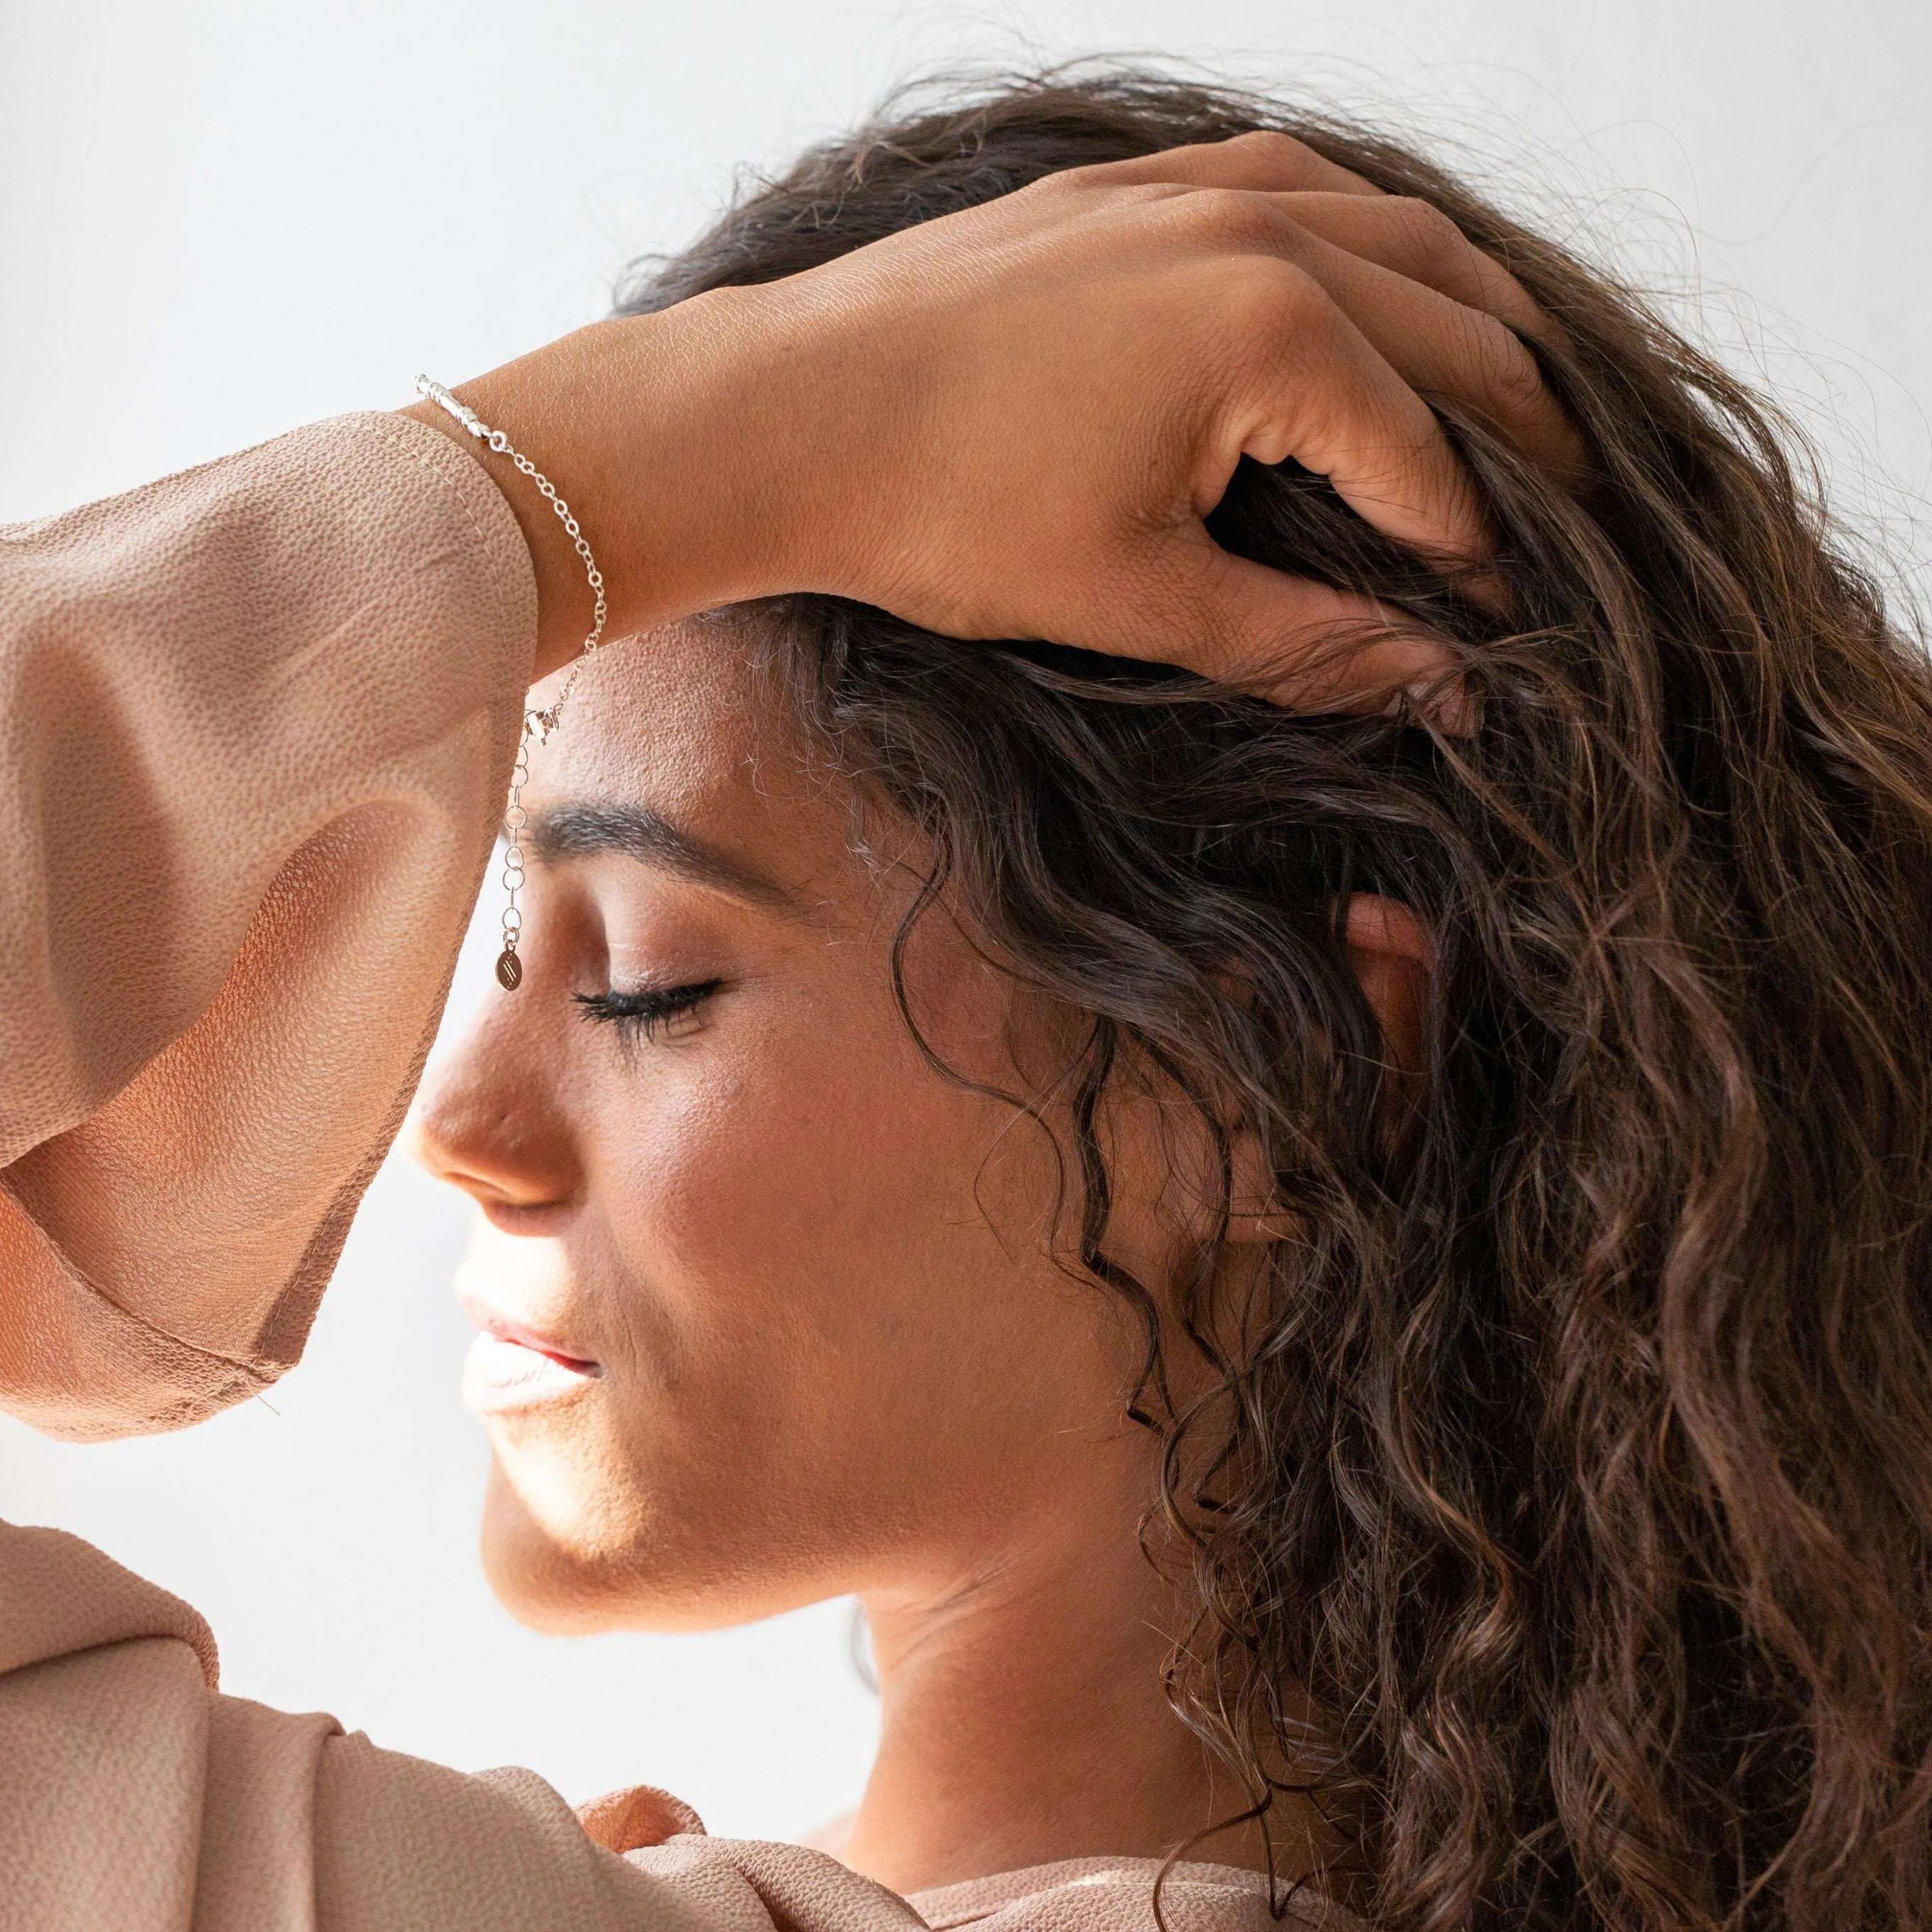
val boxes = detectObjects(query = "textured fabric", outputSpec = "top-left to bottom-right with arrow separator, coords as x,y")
0,419 -> 1367,1928
910,1857 -> 1341,1932
0,413 -> 532,1440
0,1518 -> 919,1931
0,1523 -> 1334,1932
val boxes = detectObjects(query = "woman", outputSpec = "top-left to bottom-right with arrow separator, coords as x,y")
412,72 -> 1932,1932
0,65 -> 1915,1932
0,82 -> 1529,1932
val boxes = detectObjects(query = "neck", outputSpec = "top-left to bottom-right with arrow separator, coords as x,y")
839,1488 -> 1339,1898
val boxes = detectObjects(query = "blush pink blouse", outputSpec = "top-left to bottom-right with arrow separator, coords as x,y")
0,416 -> 1352,1931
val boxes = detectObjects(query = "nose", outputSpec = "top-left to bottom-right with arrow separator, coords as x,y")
408,1005 -> 581,1218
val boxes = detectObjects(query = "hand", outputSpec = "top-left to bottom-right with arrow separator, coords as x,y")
408,130 -> 1580,710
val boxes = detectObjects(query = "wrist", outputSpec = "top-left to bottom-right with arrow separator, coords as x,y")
402,296 -> 819,682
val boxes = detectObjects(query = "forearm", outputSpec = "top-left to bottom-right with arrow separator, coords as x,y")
0,125 -> 1536,1442
399,298 -> 805,680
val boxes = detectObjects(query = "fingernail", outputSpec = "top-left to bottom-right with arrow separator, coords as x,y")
1395,673 -> 1475,736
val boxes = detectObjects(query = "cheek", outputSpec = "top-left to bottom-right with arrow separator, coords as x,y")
601,978 -> 1068,1420
566,959 -> 1137,1589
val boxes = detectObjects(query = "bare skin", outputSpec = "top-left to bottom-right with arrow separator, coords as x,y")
404,131 -> 1574,698
847,1468 -> 1310,1892
404,129 -> 1567,1902
408,630 -> 1416,1895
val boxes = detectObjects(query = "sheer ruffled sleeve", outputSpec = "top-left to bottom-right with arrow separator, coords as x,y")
0,1521 -> 934,1932
0,413 -> 531,1438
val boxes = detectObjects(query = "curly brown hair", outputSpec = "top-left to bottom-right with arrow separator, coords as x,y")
617,67 -> 1932,1932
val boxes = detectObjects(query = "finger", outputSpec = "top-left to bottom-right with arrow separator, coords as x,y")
1169,191 -> 1582,490
1073,126 -> 1382,199
1105,525 -> 1470,726
1061,150 -> 1584,483
1271,191 -> 1559,345
1225,262 -> 1497,571
1264,217 -> 1586,484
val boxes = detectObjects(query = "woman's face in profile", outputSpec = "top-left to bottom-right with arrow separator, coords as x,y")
409,625 -> 1172,1633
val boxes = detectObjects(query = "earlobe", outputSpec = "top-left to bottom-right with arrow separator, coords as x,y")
1224,892 -> 1434,1244
1343,893 -> 1434,1082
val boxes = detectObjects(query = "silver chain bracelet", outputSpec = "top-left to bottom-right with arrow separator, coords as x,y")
415,374 -> 609,992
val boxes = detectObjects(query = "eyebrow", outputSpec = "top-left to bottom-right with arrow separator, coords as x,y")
523,802 -> 799,910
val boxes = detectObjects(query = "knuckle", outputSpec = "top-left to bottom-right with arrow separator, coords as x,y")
1212,259 -> 1331,353
1386,196 -> 1468,276
1463,312 -> 1547,418
1014,164 -> 1088,206
1227,127 -> 1313,164
1178,185 -> 1276,245
1091,175 -> 1165,215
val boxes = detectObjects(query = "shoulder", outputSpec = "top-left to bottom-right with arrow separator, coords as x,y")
0,1517 -> 218,1685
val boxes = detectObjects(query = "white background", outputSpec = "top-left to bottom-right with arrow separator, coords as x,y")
0,0 -> 1926,1839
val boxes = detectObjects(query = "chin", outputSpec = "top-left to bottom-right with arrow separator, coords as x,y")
477,1455 -> 833,1636
479,1478 -> 624,1634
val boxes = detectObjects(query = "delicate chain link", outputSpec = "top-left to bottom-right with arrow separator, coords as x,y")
415,374 -> 610,991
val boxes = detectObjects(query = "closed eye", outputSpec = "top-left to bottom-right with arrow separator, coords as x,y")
573,978 -> 723,1042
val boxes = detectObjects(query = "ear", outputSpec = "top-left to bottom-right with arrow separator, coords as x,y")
1225,892 -> 1434,1243
1341,892 -> 1433,1082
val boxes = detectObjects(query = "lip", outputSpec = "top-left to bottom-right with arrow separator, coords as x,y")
457,1291 -> 603,1416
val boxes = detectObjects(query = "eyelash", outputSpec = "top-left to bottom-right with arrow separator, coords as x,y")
573,978 -> 723,1042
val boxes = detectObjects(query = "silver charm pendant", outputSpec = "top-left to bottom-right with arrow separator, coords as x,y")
496,949 -> 523,991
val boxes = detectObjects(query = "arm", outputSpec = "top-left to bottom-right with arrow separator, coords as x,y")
0,128 -> 1569,1926
0,413 -> 534,1437
0,131 -> 1565,1442
0,1519 -> 918,1932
